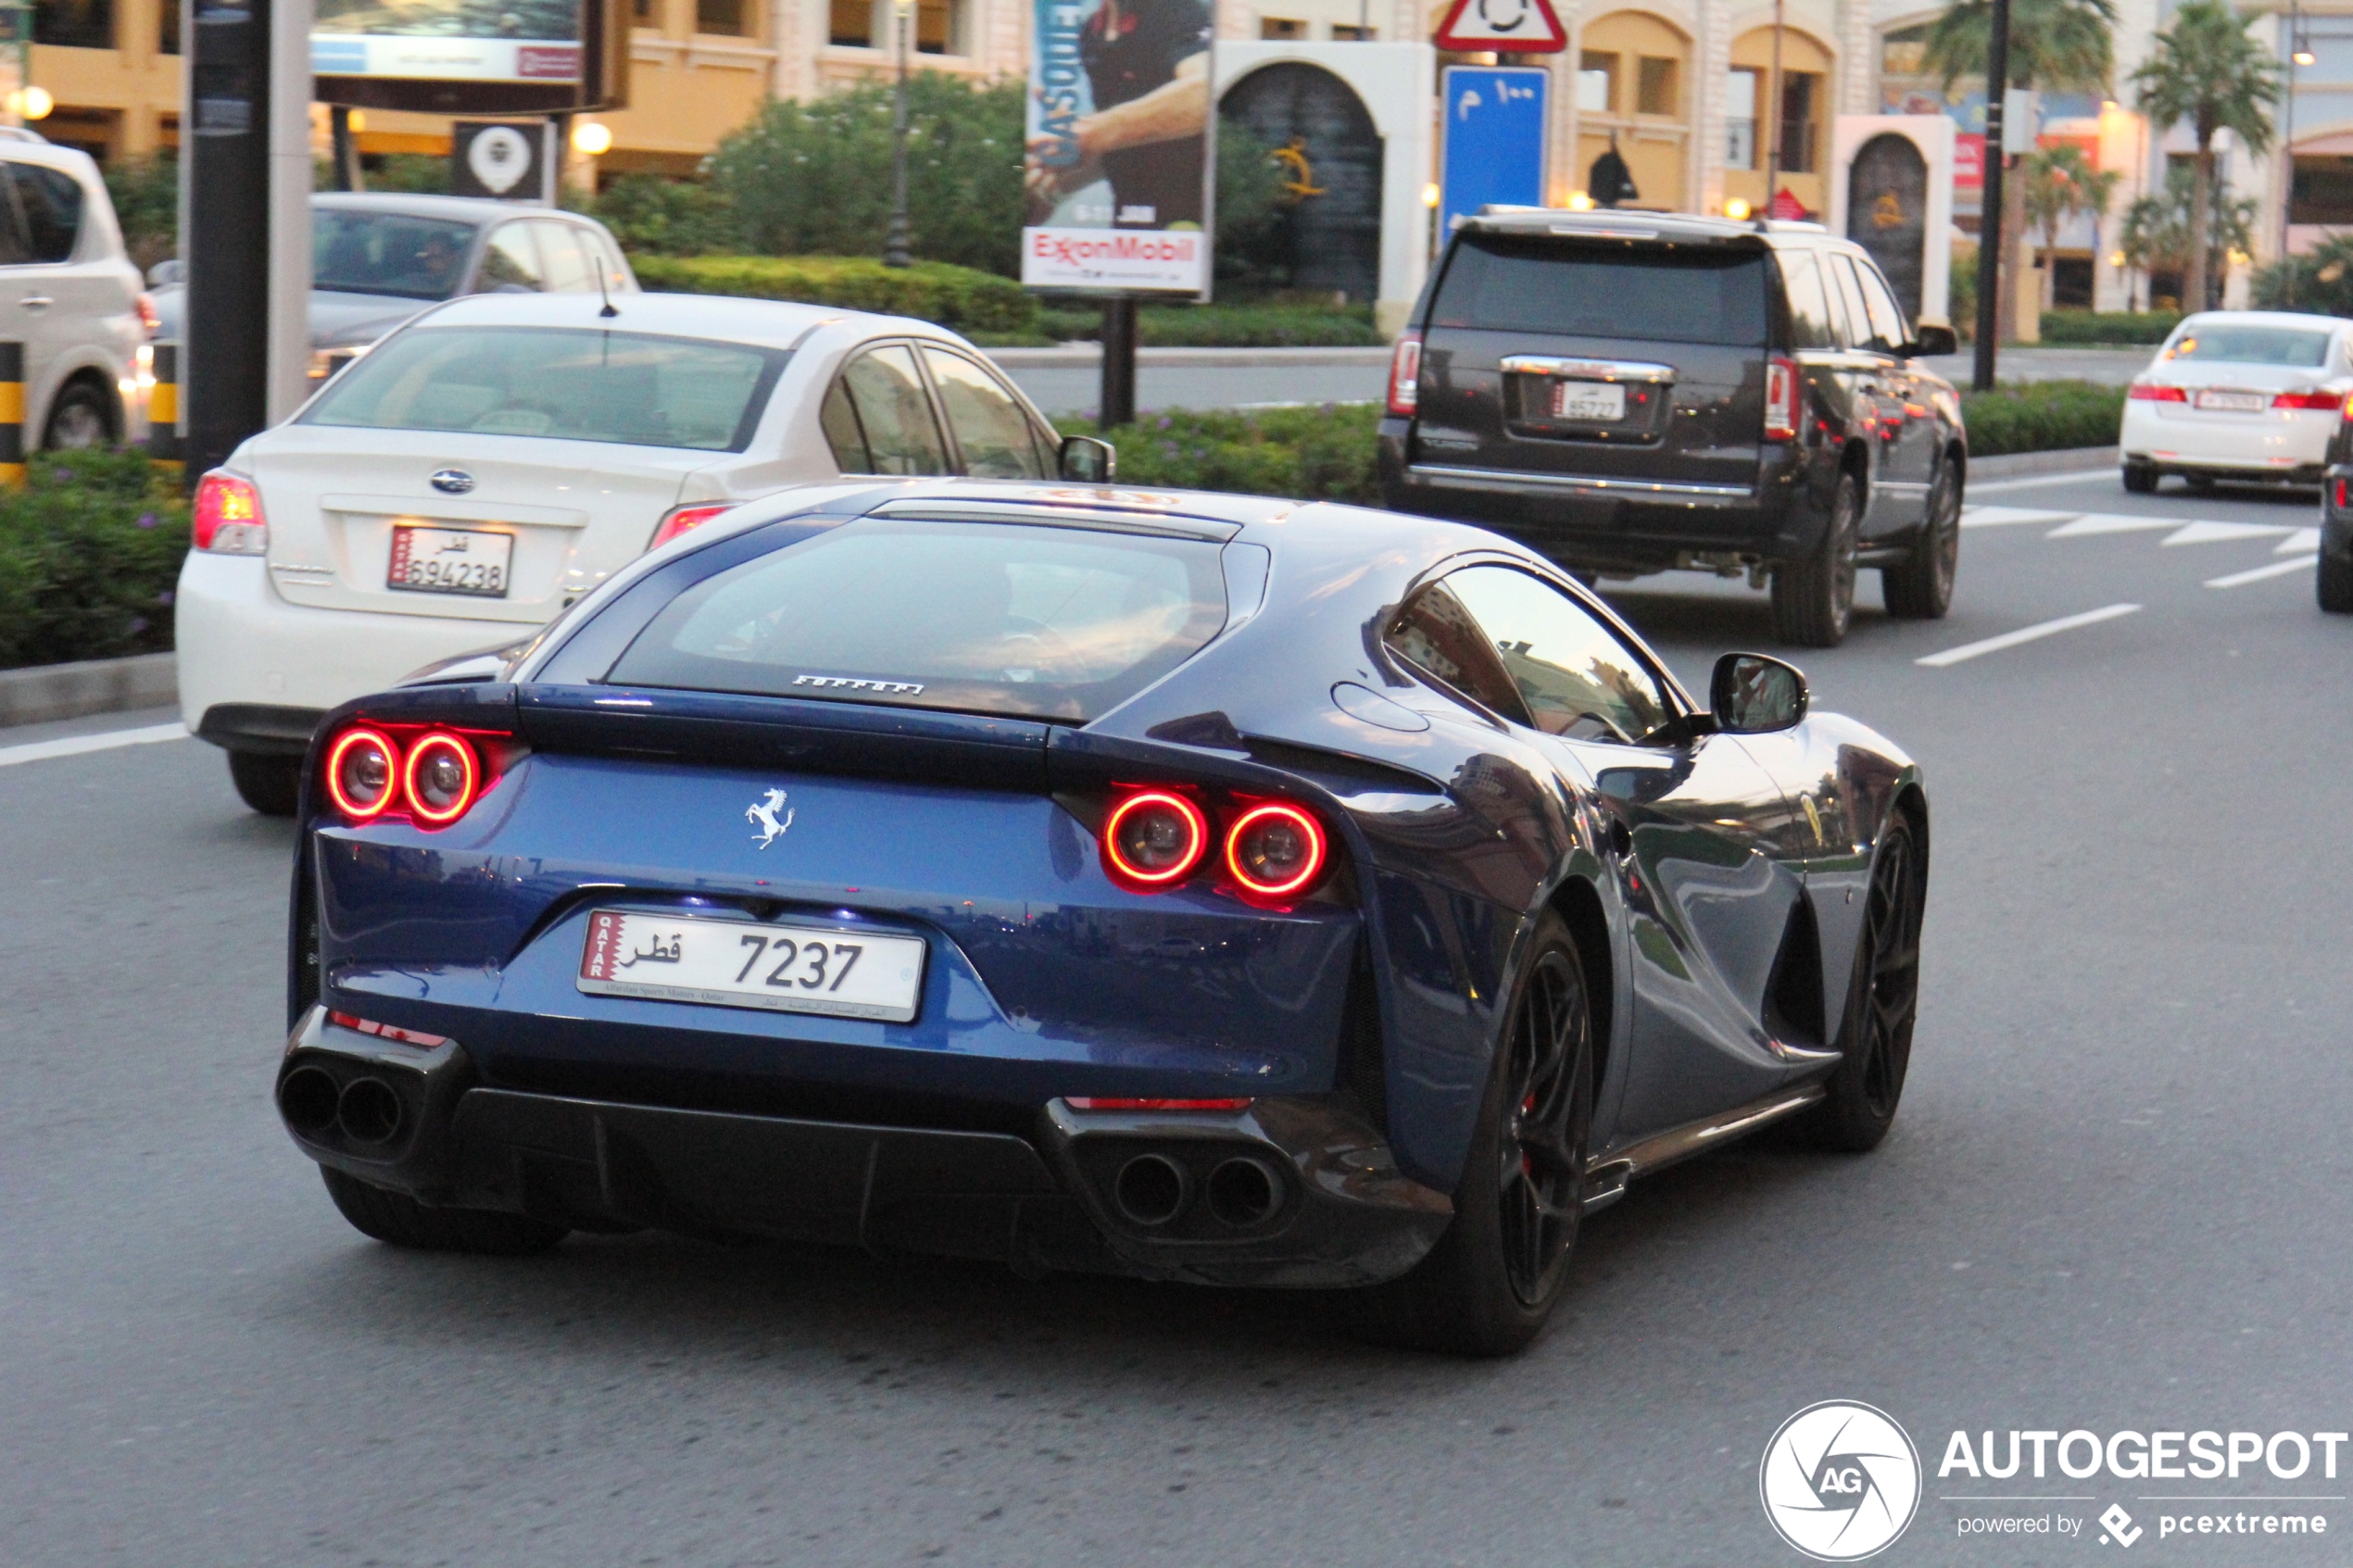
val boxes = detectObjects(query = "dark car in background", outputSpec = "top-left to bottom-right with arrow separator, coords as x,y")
1378,210 -> 1966,647
150,193 -> 637,384
2319,416 -> 2353,612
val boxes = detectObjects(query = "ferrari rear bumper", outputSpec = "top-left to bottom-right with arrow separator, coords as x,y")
277,1008 -> 1451,1287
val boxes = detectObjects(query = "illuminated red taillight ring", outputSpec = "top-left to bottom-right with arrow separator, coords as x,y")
402,732 -> 480,826
323,727 -> 400,820
1102,790 -> 1210,886
1225,803 -> 1328,898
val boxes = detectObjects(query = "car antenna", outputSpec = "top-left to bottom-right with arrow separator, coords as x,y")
596,254 -> 619,319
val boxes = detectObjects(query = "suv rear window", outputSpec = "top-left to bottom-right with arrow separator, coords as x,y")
608,519 -> 1229,723
1431,233 -> 1768,346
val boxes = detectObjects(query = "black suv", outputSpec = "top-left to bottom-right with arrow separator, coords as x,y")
1378,211 -> 1966,646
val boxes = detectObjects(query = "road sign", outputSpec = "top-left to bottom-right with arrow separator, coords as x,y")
1440,66 -> 1549,238
1433,0 -> 1567,53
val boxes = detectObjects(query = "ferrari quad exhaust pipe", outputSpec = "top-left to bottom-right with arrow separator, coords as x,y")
335,1076 -> 405,1146
1205,1157 -> 1282,1228
1113,1153 -> 1189,1227
278,1066 -> 341,1136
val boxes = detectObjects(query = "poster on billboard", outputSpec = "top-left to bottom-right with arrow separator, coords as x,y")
313,0 -> 628,115
1024,0 -> 1215,296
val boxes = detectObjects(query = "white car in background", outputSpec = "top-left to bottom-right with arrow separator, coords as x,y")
2120,310 -> 2353,494
175,291 -> 1101,815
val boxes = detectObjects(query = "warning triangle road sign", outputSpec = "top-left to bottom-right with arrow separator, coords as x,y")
1434,0 -> 1567,52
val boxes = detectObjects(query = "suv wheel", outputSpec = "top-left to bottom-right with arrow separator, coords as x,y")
1882,459 -> 1960,620
2321,552 -> 2353,614
43,383 -> 113,450
1770,470 -> 1861,647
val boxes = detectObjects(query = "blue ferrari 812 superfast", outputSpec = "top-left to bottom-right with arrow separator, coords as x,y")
276,477 -> 1930,1354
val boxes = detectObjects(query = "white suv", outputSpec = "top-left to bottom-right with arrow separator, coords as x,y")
0,130 -> 147,447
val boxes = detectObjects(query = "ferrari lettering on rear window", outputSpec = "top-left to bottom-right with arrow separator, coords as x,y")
791,674 -> 925,695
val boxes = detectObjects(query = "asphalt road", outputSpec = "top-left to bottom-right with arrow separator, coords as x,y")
991,345 -> 2153,419
4,464 -> 2350,1567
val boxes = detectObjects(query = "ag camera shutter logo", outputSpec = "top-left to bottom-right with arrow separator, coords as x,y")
1761,1400 -> 1922,1561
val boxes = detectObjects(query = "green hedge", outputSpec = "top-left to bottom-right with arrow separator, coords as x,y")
1038,302 -> 1386,348
2035,310 -> 2182,345
1057,405 -> 1381,504
630,254 -> 1039,335
0,451 -> 190,671
1959,380 -> 2126,458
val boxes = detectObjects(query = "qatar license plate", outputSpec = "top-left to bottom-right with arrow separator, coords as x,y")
2195,389 -> 2269,413
576,909 -> 927,1023
387,525 -> 513,597
1553,381 -> 1628,422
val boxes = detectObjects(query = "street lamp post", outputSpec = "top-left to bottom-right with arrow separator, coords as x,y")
884,0 -> 913,269
2282,0 -> 2309,301
1971,0 -> 2010,392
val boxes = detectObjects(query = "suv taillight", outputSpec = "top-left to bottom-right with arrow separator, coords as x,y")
193,470 -> 267,555
1764,356 -> 1800,442
1386,332 -> 1423,417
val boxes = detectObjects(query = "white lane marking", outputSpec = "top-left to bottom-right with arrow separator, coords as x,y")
2161,520 -> 2298,546
2278,526 -> 2322,554
2045,512 -> 2181,537
1916,604 -> 2144,668
2206,556 -> 2319,588
0,722 -> 189,769
1964,469 -> 2121,494
1959,506 -> 2078,529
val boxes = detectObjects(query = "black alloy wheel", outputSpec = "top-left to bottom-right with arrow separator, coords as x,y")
1882,458 -> 1961,620
1770,469 -> 1861,647
2319,551 -> 2353,614
1800,819 -> 1925,1152
1353,909 -> 1593,1357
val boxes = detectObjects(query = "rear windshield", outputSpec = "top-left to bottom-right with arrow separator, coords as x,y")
2168,324 -> 2335,367
314,211 -> 478,301
301,327 -> 786,451
607,519 -> 1229,723
1430,233 -> 1769,345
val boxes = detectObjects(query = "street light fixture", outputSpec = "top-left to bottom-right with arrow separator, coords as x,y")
884,0 -> 914,269
2284,0 -> 2307,299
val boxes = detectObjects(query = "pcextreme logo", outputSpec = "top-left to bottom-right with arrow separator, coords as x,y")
1761,1400 -> 1924,1561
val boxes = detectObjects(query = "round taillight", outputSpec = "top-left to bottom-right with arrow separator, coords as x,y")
403,733 -> 479,825
1226,803 -> 1327,898
1103,790 -> 1209,886
323,728 -> 398,819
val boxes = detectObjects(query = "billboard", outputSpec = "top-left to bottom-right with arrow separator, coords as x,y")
313,0 -> 628,115
1023,0 -> 1214,296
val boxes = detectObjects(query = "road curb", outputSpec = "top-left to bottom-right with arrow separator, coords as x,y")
0,652 -> 177,728
1969,445 -> 2118,479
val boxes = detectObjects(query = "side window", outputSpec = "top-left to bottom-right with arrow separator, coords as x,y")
833,345 -> 949,475
921,346 -> 1047,479
478,225 -> 545,292
1777,250 -> 1837,351
1852,259 -> 1912,349
1442,564 -> 1673,744
1825,254 -> 1883,352
820,376 -> 869,472
1382,582 -> 1529,722
533,222 -> 597,292
11,166 -> 82,263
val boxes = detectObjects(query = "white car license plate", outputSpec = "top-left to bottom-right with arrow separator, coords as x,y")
576,909 -> 927,1023
2194,389 -> 2269,413
1553,381 -> 1628,422
388,525 -> 514,597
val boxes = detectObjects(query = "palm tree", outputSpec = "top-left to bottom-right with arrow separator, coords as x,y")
2020,144 -> 2121,307
1926,0 -> 2115,341
2121,162 -> 2256,309
2132,0 -> 2282,314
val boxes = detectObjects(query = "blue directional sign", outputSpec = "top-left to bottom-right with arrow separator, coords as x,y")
1441,67 -> 1550,239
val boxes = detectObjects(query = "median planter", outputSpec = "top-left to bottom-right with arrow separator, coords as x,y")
0,450 -> 188,674
629,255 -> 1039,336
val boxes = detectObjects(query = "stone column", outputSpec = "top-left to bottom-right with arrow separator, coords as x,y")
1694,0 -> 1729,213
1837,0 -> 1872,116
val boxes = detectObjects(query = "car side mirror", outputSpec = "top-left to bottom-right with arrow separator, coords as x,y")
1909,321 -> 1958,358
1059,434 -> 1116,483
1710,652 -> 1809,734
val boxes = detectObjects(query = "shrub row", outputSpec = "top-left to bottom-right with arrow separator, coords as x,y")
1037,302 -> 1387,349
630,254 -> 1040,335
1058,404 -> 1382,504
0,451 -> 189,671
2035,310 -> 2182,345
1958,380 -> 2127,458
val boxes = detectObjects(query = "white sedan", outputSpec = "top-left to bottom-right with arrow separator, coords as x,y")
176,291 -> 1099,813
2120,310 -> 2352,494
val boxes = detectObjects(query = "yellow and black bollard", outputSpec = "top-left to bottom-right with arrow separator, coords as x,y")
148,341 -> 182,472
0,342 -> 23,489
